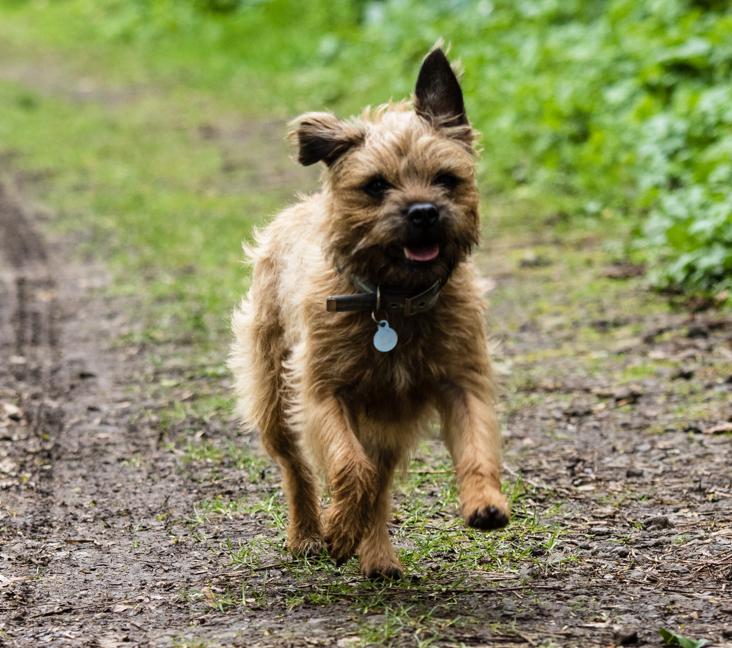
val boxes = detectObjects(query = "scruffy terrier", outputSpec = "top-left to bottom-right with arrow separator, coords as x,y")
230,48 -> 509,579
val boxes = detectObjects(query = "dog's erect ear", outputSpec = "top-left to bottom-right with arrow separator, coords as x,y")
414,48 -> 467,128
289,112 -> 364,167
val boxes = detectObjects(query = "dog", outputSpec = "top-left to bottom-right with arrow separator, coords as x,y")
229,47 -> 509,579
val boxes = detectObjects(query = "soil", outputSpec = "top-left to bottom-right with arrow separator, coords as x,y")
0,176 -> 208,646
1,144 -> 731,646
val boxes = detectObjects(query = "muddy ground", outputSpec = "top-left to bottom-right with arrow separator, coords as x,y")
1,130 -> 731,646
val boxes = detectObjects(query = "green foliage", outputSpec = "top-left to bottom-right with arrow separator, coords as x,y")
659,627 -> 710,648
1,0 -> 730,302
321,0 -> 732,301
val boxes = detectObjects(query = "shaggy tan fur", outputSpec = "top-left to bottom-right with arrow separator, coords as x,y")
229,48 -> 509,579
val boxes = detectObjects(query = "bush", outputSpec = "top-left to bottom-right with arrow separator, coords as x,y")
323,0 -> 732,301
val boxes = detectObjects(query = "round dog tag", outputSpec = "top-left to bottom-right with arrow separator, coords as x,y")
373,320 -> 398,352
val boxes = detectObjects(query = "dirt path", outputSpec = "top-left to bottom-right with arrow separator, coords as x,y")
0,177 -> 212,646
1,168 -> 730,647
480,223 -> 732,646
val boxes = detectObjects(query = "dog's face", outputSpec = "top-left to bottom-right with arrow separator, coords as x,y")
292,49 -> 480,291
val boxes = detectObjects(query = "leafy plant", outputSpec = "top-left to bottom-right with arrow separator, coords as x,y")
659,627 -> 710,648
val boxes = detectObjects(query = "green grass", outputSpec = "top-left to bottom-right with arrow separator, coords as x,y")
183,434 -> 567,601
0,46 -> 290,347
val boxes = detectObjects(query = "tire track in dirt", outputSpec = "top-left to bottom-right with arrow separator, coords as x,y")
0,177 -> 60,528
0,179 -> 63,642
0,177 -> 213,646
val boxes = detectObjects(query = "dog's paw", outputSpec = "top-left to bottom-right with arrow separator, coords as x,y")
466,504 -> 510,530
288,533 -> 325,557
462,489 -> 510,531
324,533 -> 358,565
322,499 -> 372,564
365,565 -> 403,581
323,514 -> 374,564
361,557 -> 403,581
323,522 -> 363,564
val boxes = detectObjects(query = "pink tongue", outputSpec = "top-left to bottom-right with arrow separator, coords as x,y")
404,243 -> 440,262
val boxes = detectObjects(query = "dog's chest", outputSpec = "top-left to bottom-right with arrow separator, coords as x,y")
330,322 -> 445,422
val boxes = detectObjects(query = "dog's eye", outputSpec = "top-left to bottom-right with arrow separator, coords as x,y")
434,172 -> 460,191
362,176 -> 391,199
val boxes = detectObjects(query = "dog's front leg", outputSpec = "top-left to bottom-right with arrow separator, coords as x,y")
357,446 -> 402,580
437,379 -> 510,530
306,396 -> 376,563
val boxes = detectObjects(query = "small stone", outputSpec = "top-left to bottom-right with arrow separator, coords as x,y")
2,404 -> 22,421
687,325 -> 709,339
614,627 -> 639,645
684,423 -> 703,434
501,600 -> 516,617
307,617 -> 329,627
0,458 -> 18,476
626,467 -> 643,478
519,252 -> 551,268
566,404 -> 593,417
643,515 -> 671,530
672,368 -> 694,380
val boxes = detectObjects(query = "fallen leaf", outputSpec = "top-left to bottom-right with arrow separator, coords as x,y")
704,422 -> 732,435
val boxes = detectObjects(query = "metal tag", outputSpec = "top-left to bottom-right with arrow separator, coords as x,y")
373,320 -> 398,352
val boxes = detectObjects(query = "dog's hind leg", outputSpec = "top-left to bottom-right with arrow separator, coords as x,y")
437,378 -> 510,531
230,260 -> 322,556
261,420 -> 323,556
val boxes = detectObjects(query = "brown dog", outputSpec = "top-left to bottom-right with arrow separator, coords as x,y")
229,48 -> 509,579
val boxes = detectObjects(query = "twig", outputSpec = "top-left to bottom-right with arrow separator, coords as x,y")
291,583 -> 563,598
503,465 -> 558,493
249,561 -> 293,572
407,469 -> 451,475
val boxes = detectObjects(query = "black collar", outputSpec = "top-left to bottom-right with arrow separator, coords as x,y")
326,274 -> 444,317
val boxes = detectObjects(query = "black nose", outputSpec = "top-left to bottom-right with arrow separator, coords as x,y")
407,203 -> 439,228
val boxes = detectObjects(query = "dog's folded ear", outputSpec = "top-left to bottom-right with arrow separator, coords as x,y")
289,112 -> 364,167
415,48 -> 469,131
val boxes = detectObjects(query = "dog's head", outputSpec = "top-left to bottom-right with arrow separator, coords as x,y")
290,48 -> 480,291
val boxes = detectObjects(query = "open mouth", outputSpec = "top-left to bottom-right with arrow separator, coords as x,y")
403,242 -> 440,262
